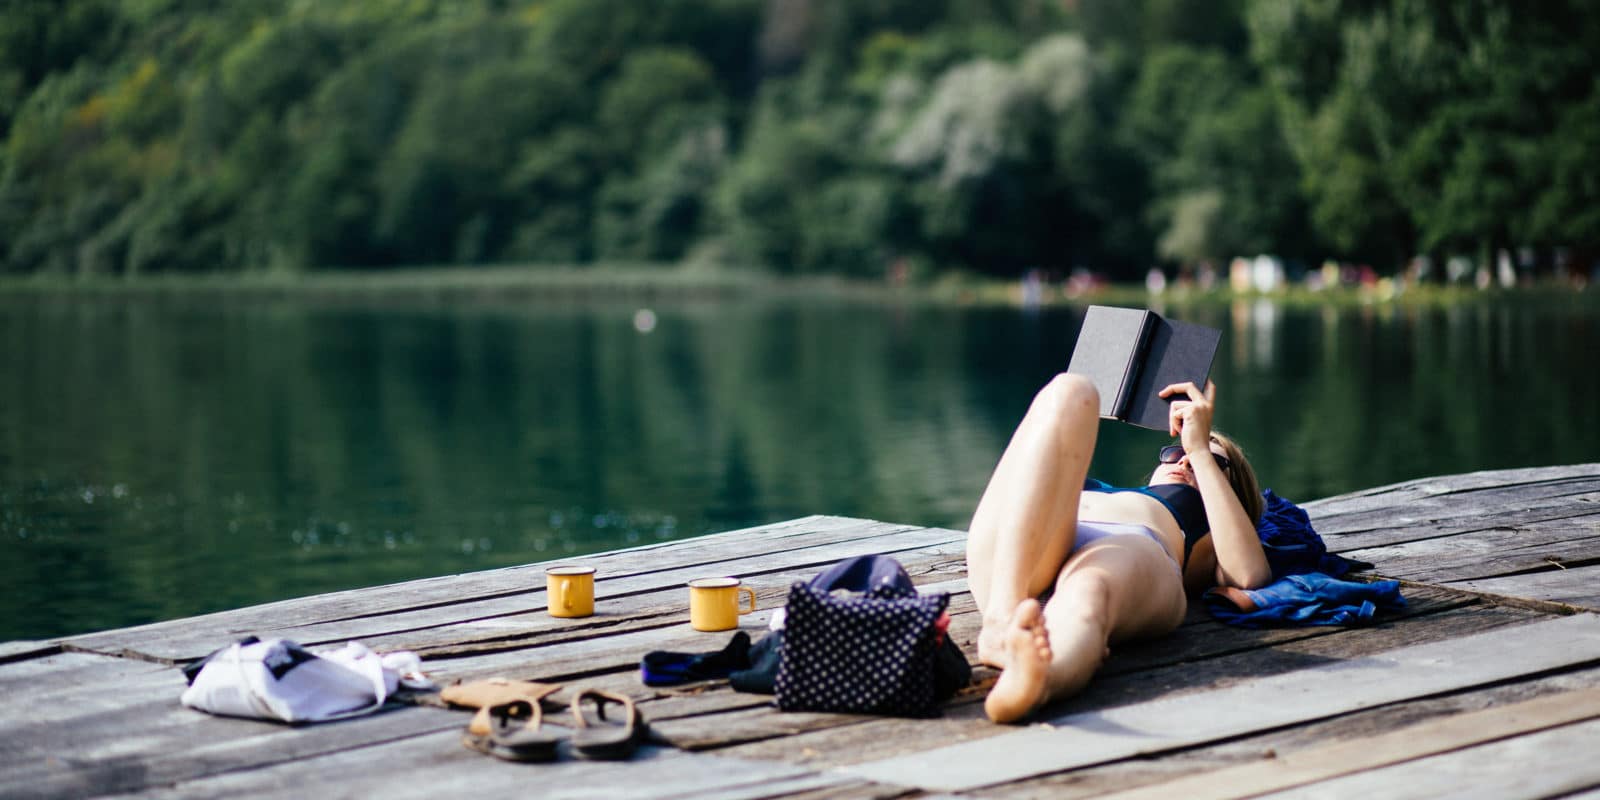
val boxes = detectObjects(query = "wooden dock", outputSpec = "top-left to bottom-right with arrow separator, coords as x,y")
6,463 -> 1600,799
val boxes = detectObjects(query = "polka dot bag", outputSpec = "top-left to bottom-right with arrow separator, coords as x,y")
774,556 -> 953,717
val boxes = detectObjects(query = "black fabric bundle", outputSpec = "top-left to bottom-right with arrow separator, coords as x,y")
640,632 -> 753,686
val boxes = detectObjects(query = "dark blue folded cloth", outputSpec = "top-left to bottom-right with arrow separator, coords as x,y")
640,631 -> 753,686
1205,573 -> 1406,628
1257,488 -> 1363,579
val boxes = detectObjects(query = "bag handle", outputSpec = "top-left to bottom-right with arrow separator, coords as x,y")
807,555 -> 916,598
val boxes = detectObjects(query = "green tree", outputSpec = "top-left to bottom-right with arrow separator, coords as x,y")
1247,0 -> 1413,263
1126,47 -> 1310,265
1249,0 -> 1600,270
593,49 -> 726,261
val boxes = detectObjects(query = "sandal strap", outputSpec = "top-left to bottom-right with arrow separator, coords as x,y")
569,688 -> 636,730
468,697 -> 544,737
495,699 -> 543,732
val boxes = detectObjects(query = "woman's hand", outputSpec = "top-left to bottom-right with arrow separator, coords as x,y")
1162,380 -> 1269,590
1159,380 -> 1217,455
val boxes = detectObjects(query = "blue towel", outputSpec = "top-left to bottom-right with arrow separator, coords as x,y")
1205,573 -> 1406,628
1256,488 -> 1360,580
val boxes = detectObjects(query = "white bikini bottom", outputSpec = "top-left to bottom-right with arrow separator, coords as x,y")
1073,520 -> 1182,575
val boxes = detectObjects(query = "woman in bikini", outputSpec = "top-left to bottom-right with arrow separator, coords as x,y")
966,373 -> 1271,723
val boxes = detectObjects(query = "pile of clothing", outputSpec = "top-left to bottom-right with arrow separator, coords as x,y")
1204,489 -> 1406,627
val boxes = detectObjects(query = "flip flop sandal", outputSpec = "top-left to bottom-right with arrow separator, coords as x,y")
461,699 -> 565,762
442,678 -> 563,737
568,688 -> 648,761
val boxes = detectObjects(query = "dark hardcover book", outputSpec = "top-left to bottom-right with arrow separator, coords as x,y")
1064,305 -> 1221,430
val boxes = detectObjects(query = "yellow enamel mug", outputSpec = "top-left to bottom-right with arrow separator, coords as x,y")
688,577 -> 757,631
546,565 -> 596,618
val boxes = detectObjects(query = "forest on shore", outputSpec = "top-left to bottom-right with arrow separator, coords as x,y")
3,0 -> 1597,283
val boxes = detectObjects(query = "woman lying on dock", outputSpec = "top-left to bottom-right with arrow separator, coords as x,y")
966,375 -> 1271,722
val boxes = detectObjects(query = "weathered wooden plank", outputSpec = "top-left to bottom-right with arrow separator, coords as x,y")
56,516 -> 916,653
3,617 -> 873,797
383,541 -> 967,658
1310,486 -> 1600,557
1092,584 -> 1477,679
0,665 -> 213,795
423,575 -> 970,684
722,781 -> 915,800
836,613 -> 1600,792
649,704 -> 879,751
138,730 -> 835,800
697,595 -> 1510,761
310,524 -> 963,656
1,703 -> 466,800
106,518 -> 915,649
950,581 -> 1467,694
1244,716 -> 1600,800
1072,599 -> 1538,717
0,640 -> 58,663
1342,513 -> 1600,583
1305,476 -> 1600,540
1089,686 -> 1600,800
1309,474 -> 1600,524
691,774 -> 890,800
1302,465 -> 1600,519
0,575 -> 966,797
1313,476 -> 1600,524
985,665 -> 1600,799
65,522 -> 964,663
1447,563 -> 1600,611
4,666 -> 786,800
1312,486 -> 1600,550
0,650 -> 170,701
432,566 -> 1356,732
2,668 -> 837,800
0,587 -> 1508,800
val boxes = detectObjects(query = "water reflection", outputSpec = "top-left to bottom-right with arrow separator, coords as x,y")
1,296 -> 1596,641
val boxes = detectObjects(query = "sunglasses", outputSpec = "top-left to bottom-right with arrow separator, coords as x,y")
1159,445 -> 1231,472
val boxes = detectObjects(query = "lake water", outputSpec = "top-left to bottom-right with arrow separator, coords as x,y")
4,294 -> 1597,642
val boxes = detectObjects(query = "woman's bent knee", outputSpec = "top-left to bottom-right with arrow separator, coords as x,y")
1033,373 -> 1099,426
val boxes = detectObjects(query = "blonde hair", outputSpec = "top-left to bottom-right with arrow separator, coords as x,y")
1209,431 -> 1263,526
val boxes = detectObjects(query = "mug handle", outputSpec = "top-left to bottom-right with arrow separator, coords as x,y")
561,581 -> 573,612
738,586 -> 757,615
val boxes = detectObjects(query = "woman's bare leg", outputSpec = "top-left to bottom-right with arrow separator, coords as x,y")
985,537 -> 1187,723
966,373 -> 1100,667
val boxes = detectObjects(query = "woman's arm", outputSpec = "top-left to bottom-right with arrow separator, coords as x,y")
1161,381 -> 1273,590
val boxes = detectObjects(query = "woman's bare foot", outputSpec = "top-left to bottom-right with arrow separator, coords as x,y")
983,598 -> 1053,723
977,622 -> 1010,668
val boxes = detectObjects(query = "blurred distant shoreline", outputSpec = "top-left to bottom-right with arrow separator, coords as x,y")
0,263 -> 1592,310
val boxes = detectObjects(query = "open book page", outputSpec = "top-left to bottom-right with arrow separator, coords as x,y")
1121,317 -> 1221,430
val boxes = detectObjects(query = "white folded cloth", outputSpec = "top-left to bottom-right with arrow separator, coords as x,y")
181,638 -> 430,723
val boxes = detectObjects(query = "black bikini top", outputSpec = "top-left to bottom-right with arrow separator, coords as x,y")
1083,479 -> 1211,564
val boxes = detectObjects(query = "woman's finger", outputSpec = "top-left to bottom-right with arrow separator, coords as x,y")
1160,381 -> 1205,402
1168,401 -> 1193,437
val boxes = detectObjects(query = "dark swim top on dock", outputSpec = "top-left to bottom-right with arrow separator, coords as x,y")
1083,478 -> 1210,563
